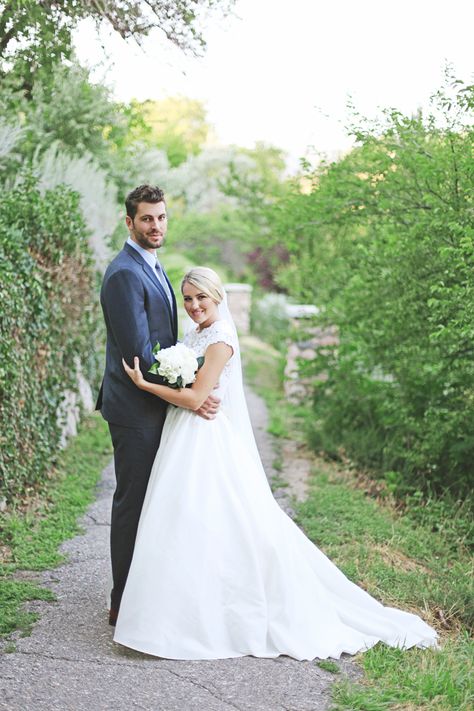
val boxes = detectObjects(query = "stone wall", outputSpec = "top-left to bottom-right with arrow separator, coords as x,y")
56,358 -> 95,448
284,305 -> 338,403
224,283 -> 253,334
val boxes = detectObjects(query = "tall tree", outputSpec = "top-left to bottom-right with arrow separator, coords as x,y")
142,96 -> 210,167
0,1 -> 234,91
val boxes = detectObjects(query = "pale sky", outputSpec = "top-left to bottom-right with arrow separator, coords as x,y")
74,0 -> 474,170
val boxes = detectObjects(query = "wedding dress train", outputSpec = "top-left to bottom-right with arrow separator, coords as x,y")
113,320 -> 437,660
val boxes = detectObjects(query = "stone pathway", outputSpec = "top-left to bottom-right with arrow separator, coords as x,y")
0,390 -> 358,711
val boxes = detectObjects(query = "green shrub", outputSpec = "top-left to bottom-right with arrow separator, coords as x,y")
258,78 -> 474,498
0,177 -> 101,499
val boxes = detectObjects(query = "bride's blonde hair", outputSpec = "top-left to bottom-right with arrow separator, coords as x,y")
181,267 -> 225,304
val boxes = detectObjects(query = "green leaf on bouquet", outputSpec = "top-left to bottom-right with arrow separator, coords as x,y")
196,356 -> 205,369
148,362 -> 160,374
152,342 -> 161,355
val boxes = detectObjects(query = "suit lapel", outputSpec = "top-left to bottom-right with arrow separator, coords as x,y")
123,242 -> 176,328
165,271 -> 178,341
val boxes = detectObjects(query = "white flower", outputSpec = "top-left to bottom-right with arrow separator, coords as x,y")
154,343 -> 199,388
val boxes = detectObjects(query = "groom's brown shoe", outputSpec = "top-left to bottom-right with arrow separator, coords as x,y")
108,608 -> 119,626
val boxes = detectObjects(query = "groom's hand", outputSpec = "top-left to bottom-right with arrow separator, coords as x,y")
196,394 -> 220,420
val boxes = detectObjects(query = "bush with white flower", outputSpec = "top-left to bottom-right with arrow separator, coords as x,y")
148,342 -> 203,389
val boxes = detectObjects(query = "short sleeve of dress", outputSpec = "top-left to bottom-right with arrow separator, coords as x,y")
203,320 -> 237,355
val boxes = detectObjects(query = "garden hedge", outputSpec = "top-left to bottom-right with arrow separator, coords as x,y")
0,177 -> 102,500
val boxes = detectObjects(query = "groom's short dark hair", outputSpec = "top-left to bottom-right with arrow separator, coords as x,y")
125,185 -> 166,220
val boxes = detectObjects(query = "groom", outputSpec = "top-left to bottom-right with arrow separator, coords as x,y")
96,184 -> 218,625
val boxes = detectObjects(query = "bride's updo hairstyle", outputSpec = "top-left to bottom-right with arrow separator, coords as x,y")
181,267 -> 225,305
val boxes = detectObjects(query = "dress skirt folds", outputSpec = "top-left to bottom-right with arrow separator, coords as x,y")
113,405 -> 438,661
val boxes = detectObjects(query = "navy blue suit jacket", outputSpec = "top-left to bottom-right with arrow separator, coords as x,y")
96,242 -> 178,427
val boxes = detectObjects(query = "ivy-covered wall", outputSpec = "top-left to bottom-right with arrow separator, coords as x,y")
0,178 -> 102,500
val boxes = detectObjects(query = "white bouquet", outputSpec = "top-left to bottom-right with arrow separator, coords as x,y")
148,342 -> 204,389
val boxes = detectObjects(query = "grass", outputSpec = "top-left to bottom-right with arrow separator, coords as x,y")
318,660 -> 341,674
241,334 -> 474,711
270,473 -> 289,490
298,464 -> 474,711
0,413 -> 112,638
332,636 -> 473,710
296,466 -> 473,632
240,334 -> 289,437
0,580 -> 56,638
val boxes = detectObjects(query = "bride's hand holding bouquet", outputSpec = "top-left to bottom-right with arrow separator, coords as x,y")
122,342 -> 203,391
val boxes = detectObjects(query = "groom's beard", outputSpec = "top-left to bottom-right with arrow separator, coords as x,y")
130,226 -> 165,251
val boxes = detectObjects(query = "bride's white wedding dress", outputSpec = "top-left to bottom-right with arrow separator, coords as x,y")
113,319 -> 437,660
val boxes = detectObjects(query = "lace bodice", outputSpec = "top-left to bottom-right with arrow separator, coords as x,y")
184,319 -> 237,399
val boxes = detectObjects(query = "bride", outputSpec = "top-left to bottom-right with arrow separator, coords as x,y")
114,266 -> 437,661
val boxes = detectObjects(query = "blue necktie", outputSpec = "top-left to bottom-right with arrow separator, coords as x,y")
155,261 -> 172,306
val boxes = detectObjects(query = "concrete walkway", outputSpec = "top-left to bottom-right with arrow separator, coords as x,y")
0,390 -> 358,711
